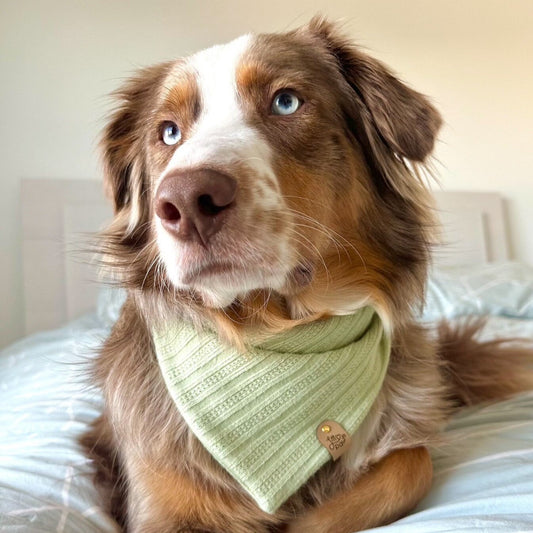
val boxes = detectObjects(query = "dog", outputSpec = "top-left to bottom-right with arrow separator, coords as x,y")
81,17 -> 533,533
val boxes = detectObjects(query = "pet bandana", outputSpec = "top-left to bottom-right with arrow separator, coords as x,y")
153,306 -> 390,513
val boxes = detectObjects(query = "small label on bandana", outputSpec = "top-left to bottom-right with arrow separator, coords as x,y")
316,420 -> 352,461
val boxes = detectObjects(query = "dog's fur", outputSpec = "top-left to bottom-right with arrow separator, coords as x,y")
81,18 -> 533,533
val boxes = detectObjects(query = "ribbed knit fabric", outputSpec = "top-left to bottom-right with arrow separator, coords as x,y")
153,306 -> 390,513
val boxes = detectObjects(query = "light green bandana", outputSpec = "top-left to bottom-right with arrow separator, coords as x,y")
153,306 -> 390,513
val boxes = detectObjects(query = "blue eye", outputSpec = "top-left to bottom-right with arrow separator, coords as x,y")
271,91 -> 302,115
161,121 -> 181,145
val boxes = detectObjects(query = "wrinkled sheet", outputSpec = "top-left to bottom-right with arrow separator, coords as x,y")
0,315 -> 118,532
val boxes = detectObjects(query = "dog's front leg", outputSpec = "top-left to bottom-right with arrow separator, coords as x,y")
123,457 -> 208,533
124,457 -> 280,533
287,446 -> 432,533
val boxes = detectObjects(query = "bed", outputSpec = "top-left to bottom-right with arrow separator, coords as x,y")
1,180 -> 533,532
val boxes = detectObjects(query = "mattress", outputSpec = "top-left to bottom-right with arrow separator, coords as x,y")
1,262 -> 533,532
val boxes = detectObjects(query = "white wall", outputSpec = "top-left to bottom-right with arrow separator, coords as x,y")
1,0 -> 532,347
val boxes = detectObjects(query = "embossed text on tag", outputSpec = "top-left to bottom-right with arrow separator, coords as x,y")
316,420 -> 352,461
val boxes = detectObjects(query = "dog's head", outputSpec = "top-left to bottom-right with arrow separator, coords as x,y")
101,17 -> 441,335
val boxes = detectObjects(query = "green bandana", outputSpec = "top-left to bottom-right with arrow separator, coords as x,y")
153,306 -> 390,513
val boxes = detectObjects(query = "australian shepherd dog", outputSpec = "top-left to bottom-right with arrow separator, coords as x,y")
81,17 -> 533,533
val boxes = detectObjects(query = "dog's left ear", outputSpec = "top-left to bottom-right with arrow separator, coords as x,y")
305,17 -> 442,163
101,62 -> 172,216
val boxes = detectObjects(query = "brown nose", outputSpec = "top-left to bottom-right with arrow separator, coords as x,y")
154,168 -> 237,245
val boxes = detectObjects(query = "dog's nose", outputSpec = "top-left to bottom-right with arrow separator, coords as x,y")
154,169 -> 237,245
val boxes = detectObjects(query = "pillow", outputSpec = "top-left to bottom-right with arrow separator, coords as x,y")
96,286 -> 126,327
422,261 -> 533,322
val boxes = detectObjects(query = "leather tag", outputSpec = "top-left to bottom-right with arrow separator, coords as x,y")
316,420 -> 352,461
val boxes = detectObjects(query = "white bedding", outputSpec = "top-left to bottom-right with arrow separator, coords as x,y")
1,263 -> 533,533
368,390 -> 533,532
0,315 -> 118,533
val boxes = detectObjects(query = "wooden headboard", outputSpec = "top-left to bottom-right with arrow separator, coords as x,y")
20,179 -> 510,335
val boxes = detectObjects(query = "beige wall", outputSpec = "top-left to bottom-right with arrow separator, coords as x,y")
1,0 -> 532,347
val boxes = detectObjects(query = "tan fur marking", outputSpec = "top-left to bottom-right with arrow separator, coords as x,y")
159,70 -> 200,132
288,447 -> 433,533
131,464 -> 279,532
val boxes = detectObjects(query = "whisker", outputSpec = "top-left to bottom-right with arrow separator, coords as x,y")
284,207 -> 367,270
285,227 -> 331,285
141,255 -> 160,290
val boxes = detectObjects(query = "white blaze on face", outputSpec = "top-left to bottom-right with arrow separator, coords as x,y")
160,34 -> 275,193
154,35 -> 292,307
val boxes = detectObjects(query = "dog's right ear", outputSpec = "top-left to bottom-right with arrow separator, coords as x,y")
304,17 -> 442,162
101,62 -> 171,217
303,17 -> 441,199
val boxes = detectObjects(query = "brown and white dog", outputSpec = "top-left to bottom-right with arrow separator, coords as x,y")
81,17 -> 533,533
